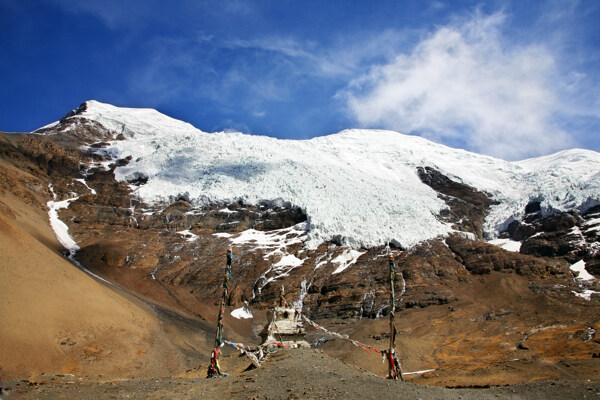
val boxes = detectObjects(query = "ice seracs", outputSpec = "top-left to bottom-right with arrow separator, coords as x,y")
44,100 -> 600,250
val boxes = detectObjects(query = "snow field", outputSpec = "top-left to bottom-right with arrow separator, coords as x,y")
52,101 -> 600,250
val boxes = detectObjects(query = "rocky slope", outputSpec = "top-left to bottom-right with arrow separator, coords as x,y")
0,133 -> 215,381
1,101 -> 599,387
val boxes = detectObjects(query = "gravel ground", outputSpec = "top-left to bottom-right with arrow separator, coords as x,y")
3,349 -> 599,400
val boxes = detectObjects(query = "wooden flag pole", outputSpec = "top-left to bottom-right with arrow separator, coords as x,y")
207,248 -> 233,378
387,254 -> 404,381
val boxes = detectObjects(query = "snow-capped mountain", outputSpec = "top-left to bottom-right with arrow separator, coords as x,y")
3,98 -> 599,388
39,100 -> 600,250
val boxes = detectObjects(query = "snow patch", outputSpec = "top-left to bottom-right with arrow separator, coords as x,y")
570,260 -> 599,301
332,249 -> 365,274
177,229 -> 199,242
584,216 -> 600,233
231,303 -> 253,319
230,225 -> 306,259
570,260 -> 596,282
488,238 -> 522,252
274,254 -> 304,268
573,290 -> 599,301
213,232 -> 233,238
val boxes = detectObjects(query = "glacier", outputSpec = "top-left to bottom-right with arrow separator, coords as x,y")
41,100 -> 600,249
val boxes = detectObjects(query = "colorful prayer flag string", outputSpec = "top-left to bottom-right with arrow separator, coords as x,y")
295,311 -> 383,356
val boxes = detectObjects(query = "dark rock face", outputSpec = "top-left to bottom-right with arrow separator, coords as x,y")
587,259 -> 600,276
445,235 -> 551,276
520,231 -> 582,259
417,166 -> 494,239
504,208 -> 598,267
525,201 -> 541,214
542,213 -> 580,232
507,220 -> 538,241
34,103 -> 116,144
62,101 -> 89,119
495,197 -> 599,271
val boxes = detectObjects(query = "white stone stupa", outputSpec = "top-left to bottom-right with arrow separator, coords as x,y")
260,286 -> 310,348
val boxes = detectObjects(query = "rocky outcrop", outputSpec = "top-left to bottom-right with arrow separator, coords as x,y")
501,201 -> 599,269
417,166 -> 494,239
445,235 -> 553,276
34,102 -> 117,144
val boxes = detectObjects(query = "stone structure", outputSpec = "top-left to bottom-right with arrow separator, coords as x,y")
260,306 -> 310,349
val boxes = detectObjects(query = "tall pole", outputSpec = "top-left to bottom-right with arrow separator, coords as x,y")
207,248 -> 233,378
388,254 -> 404,380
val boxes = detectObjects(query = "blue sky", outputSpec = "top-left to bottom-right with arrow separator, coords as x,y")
1,0 -> 599,160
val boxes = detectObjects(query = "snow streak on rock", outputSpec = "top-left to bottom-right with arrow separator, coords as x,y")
228,225 -> 307,259
293,278 -> 311,313
332,249 -> 365,274
254,254 -> 305,297
573,290 -> 599,301
402,369 -> 436,376
221,225 -> 308,296
47,185 -> 80,253
74,178 -> 97,195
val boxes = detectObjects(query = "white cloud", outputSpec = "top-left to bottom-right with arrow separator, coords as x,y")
129,30 -> 409,113
220,120 -> 251,134
223,36 -> 356,79
345,11 -> 574,160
